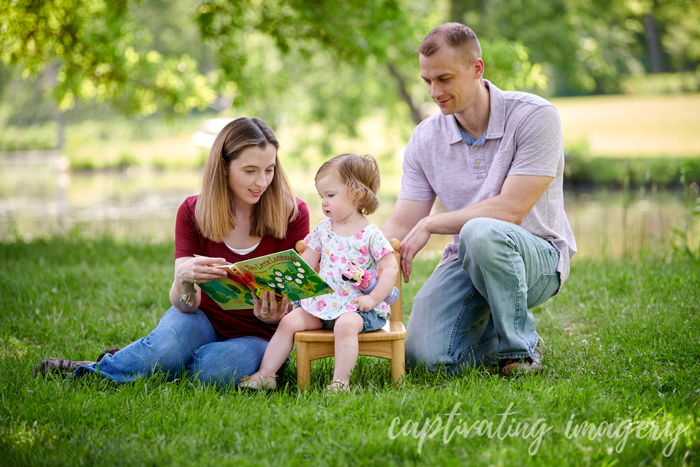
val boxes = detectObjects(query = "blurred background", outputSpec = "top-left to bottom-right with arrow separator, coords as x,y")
1,0 -> 699,260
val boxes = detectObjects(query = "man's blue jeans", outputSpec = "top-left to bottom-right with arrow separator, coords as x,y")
405,218 -> 561,373
74,307 -> 268,388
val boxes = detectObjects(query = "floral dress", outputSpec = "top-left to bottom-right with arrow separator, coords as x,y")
300,218 -> 394,320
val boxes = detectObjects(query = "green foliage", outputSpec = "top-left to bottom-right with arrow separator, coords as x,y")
1,0 -> 549,157
0,237 -> 698,465
0,122 -> 56,151
671,175 -> 700,260
0,0 -> 215,117
195,0 -> 545,138
621,69 -> 700,94
565,156 -> 700,188
456,0 -> 700,95
4,0 -> 698,161
481,39 -> 547,91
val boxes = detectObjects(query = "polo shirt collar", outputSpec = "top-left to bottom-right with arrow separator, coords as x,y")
442,79 -> 506,143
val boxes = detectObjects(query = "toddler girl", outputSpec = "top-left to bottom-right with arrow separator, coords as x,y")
238,153 -> 399,392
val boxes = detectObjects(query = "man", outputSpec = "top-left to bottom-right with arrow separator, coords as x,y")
382,23 -> 577,375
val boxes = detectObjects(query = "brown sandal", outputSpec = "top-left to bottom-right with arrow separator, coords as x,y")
33,358 -> 94,378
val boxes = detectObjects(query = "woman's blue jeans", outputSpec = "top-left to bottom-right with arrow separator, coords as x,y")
405,218 -> 561,374
74,307 -> 268,389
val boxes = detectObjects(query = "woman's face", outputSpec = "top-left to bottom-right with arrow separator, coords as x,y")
227,144 -> 277,207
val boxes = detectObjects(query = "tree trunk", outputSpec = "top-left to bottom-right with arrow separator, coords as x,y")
644,13 -> 663,73
45,63 -> 66,150
386,63 -> 422,125
53,107 -> 65,151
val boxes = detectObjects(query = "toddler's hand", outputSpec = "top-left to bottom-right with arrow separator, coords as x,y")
352,295 -> 379,312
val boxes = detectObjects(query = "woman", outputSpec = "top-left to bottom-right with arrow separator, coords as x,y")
34,117 -> 309,388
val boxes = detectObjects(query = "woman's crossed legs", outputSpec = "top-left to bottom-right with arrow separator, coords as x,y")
75,307 -> 268,389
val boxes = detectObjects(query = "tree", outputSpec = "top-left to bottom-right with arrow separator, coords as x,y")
1,0 -> 546,156
195,0 -> 545,138
0,0 -> 216,148
450,0 -> 700,95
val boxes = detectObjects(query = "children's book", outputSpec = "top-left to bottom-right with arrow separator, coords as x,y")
197,249 -> 333,311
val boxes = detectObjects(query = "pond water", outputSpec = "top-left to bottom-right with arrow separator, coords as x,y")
0,163 -> 697,261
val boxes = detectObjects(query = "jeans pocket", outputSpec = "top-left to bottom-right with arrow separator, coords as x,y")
526,272 -> 560,309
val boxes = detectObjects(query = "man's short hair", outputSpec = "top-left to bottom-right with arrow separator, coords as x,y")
417,22 -> 482,63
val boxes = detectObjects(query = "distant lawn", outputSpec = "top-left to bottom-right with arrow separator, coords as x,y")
49,93 -> 700,171
1,236 -> 698,466
552,93 -> 700,158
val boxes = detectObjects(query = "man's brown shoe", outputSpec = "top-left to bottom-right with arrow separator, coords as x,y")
33,358 -> 94,378
500,343 -> 543,375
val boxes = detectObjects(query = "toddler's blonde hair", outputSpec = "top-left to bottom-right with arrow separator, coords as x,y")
316,153 -> 380,215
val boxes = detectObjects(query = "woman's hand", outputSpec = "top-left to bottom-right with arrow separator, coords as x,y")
175,256 -> 229,285
252,290 -> 294,324
171,256 -> 229,313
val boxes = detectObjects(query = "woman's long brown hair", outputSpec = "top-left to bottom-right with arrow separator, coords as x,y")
195,117 -> 298,242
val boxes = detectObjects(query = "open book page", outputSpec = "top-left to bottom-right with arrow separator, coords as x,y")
197,249 -> 333,311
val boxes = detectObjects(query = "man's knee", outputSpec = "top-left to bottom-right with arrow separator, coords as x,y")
459,218 -> 507,264
460,217 -> 502,248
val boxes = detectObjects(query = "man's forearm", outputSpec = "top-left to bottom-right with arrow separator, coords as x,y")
381,219 -> 411,243
422,196 -> 523,236
421,175 -> 554,236
381,198 -> 436,242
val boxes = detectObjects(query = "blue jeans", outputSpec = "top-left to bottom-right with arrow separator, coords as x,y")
405,218 -> 561,374
320,310 -> 387,333
74,307 -> 269,388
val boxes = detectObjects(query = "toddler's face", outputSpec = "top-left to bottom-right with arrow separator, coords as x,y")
315,171 -> 358,223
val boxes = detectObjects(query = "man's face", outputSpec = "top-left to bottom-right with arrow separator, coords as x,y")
419,45 -> 480,117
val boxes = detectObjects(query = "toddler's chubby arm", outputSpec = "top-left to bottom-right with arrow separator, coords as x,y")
301,247 -> 321,272
352,253 -> 399,312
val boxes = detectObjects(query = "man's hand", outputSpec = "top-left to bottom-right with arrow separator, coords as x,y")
399,218 -> 431,282
382,198 -> 435,283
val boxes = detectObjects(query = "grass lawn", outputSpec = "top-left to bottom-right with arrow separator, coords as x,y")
1,237 -> 698,466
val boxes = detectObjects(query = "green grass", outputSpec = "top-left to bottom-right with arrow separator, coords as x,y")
1,237 -> 699,466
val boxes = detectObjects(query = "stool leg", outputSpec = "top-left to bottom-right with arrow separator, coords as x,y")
391,339 -> 405,386
296,340 -> 311,390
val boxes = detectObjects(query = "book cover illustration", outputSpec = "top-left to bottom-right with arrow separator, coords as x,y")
197,249 -> 334,310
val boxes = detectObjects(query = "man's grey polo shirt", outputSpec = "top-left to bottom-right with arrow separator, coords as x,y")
398,80 -> 577,288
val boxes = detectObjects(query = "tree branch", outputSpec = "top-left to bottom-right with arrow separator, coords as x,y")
386,62 -> 422,125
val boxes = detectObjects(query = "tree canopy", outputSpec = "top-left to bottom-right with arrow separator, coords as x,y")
453,0 -> 700,95
1,0 -> 698,153
0,0 -> 214,116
